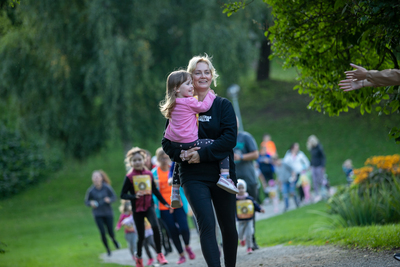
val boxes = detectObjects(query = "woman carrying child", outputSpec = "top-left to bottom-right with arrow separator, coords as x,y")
120,147 -> 172,267
160,68 -> 238,209
162,54 -> 238,267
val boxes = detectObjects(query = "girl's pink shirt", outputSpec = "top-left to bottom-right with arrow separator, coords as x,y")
164,91 -> 216,143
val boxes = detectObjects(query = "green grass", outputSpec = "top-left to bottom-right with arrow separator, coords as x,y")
0,147 -> 131,267
256,202 -> 400,250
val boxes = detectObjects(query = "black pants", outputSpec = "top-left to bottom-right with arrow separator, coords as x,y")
183,180 -> 237,267
133,206 -> 162,258
295,173 -> 305,201
94,215 -> 117,252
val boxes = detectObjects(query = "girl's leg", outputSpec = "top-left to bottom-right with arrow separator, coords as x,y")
303,184 -> 311,201
183,180 -> 222,267
282,182 -> 289,210
245,221 -> 254,249
160,210 -> 184,254
143,237 -> 153,259
125,232 -> 136,256
133,212 -> 146,258
145,207 -> 163,254
94,216 -> 110,254
173,207 -> 190,246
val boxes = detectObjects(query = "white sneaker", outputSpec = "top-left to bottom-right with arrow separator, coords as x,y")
171,189 -> 182,208
217,177 -> 239,194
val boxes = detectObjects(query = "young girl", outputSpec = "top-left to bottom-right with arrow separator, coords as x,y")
116,200 -> 137,261
120,147 -> 172,267
297,171 -> 311,203
236,179 -> 264,254
160,70 -> 238,208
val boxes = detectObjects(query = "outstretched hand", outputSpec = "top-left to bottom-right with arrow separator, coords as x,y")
338,78 -> 364,91
344,63 -> 368,80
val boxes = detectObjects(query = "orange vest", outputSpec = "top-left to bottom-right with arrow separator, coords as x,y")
261,140 -> 277,156
157,167 -> 171,210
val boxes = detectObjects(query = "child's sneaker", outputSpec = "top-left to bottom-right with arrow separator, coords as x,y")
171,187 -> 182,208
147,258 -> 154,266
246,247 -> 253,254
135,257 -> 144,267
217,175 -> 239,194
157,253 -> 168,265
177,255 -> 186,264
240,240 -> 246,247
185,246 -> 196,260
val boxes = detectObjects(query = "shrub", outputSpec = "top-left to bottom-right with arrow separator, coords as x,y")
0,126 -> 62,199
327,154 -> 400,227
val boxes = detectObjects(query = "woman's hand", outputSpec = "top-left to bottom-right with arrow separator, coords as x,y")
344,63 -> 368,80
338,78 -> 364,91
104,197 -> 111,203
180,147 -> 201,163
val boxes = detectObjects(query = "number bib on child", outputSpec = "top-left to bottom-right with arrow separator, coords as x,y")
236,199 -> 255,219
133,175 -> 152,195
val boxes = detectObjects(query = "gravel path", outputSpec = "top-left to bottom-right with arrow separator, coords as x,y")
101,195 -> 399,266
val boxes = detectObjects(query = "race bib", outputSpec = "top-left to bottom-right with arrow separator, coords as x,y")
236,199 -> 254,219
133,175 -> 152,195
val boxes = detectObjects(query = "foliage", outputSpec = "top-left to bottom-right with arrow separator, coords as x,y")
0,126 -> 62,199
0,0 -> 267,159
263,0 -> 400,137
327,154 -> 400,227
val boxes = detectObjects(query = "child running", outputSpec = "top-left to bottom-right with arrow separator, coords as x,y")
160,70 -> 238,208
116,200 -> 137,261
120,147 -> 172,267
236,179 -> 264,254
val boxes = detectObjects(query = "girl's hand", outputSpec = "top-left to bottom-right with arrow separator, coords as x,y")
135,191 -> 144,198
344,63 -> 368,80
168,178 -> 173,186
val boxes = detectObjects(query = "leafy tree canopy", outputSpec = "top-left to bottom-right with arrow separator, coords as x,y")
0,0 -> 268,158
224,0 -> 400,140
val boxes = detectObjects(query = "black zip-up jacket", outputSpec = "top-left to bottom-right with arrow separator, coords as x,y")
162,96 -> 237,185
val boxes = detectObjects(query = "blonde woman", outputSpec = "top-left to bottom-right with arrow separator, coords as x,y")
162,54 -> 238,267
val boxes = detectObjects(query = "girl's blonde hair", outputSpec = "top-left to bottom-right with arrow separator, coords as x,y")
155,147 -> 166,162
159,70 -> 191,119
124,147 -> 147,170
187,54 -> 219,87
118,199 -> 132,213
93,170 -> 111,185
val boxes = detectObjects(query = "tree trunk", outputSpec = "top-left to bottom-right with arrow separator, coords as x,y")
256,38 -> 271,81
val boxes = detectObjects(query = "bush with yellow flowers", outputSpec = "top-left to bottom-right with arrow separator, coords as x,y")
327,154 -> 400,227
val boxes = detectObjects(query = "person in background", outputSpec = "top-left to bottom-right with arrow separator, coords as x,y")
273,158 -> 299,212
297,171 -> 312,203
342,159 -> 354,186
283,143 -> 310,203
120,147 -> 172,267
233,118 -> 260,250
236,179 -> 265,254
152,147 -> 196,264
260,134 -> 277,157
339,63 -> 400,91
84,170 -> 120,256
264,179 -> 279,213
162,54 -> 238,267
257,146 -> 274,183
306,135 -> 326,202
116,200 -> 137,261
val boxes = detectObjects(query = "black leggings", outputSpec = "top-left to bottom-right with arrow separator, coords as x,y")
183,180 -> 237,267
94,215 -> 117,251
133,207 -> 162,258
171,139 -> 229,184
